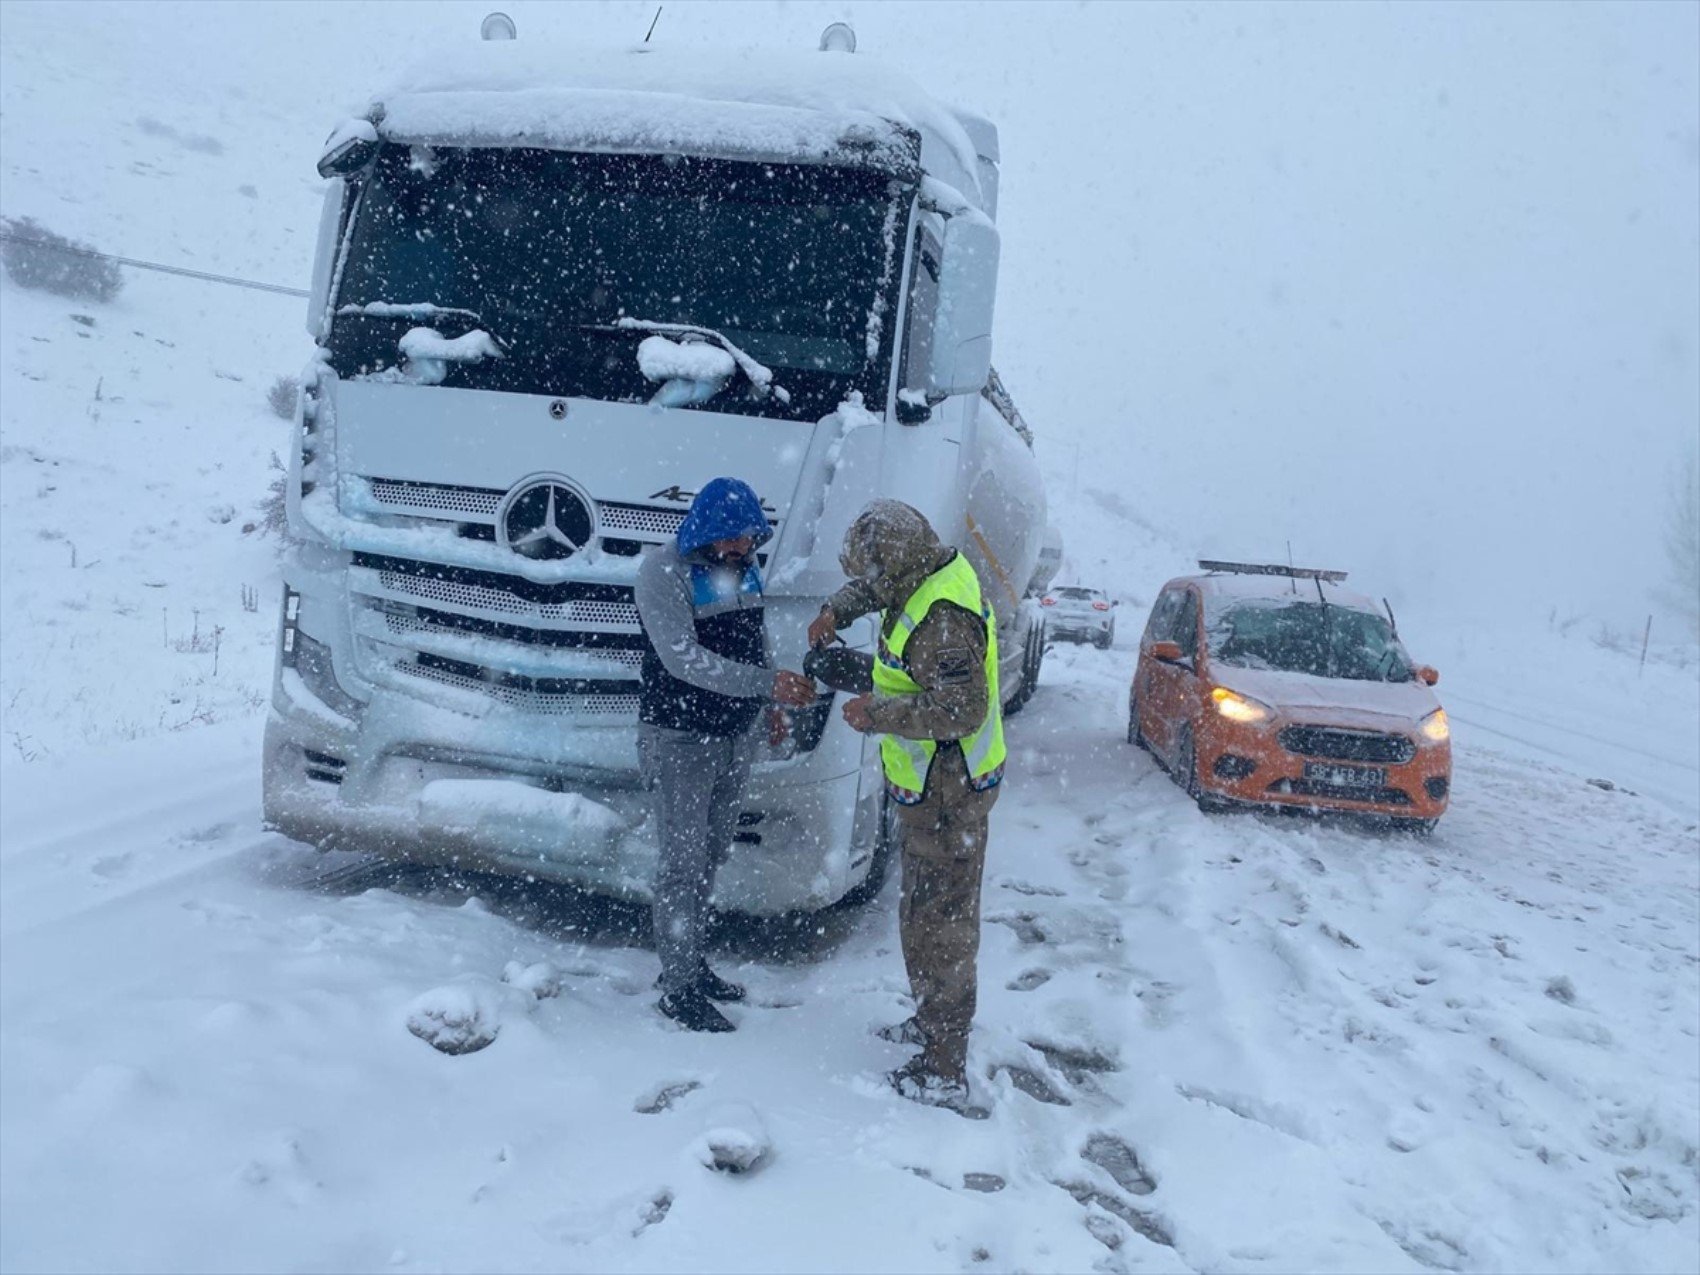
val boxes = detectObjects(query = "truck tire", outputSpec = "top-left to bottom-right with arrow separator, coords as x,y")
834,793 -> 898,908
1004,618 -> 1044,718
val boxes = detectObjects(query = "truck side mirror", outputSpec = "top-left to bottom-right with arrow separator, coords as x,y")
924,208 -> 1000,397
306,179 -> 346,339
1417,665 -> 1440,686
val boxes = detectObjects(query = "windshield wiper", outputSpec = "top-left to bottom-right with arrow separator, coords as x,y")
337,302 -> 511,352
580,317 -> 791,405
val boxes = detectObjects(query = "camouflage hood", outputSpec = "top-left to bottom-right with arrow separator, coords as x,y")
838,499 -> 957,614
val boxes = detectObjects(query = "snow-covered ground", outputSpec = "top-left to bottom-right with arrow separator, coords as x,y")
3,3 -> 1697,1272
3,638 -> 1696,1273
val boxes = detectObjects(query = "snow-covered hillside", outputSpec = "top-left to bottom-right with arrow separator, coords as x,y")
2,4 -> 1697,1274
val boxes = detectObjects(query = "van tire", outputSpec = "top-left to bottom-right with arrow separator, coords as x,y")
1175,724 -> 1202,802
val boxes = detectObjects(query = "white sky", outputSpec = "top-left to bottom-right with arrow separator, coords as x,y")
6,0 -> 1697,624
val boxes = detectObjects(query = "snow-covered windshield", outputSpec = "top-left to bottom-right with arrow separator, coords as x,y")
1209,601 -> 1413,682
326,145 -> 906,420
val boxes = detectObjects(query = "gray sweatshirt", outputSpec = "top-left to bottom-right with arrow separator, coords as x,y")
634,541 -> 777,702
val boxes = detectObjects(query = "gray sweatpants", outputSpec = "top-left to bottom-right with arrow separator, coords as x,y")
640,723 -> 756,996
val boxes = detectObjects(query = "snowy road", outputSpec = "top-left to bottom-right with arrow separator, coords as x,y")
2,643 -> 1695,1274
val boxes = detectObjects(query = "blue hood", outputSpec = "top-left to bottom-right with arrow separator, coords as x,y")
675,477 -> 773,558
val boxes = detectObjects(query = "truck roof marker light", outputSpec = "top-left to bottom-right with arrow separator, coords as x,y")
481,12 -> 517,41
819,22 -> 856,53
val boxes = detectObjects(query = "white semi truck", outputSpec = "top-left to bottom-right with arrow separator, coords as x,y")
263,21 -> 1056,913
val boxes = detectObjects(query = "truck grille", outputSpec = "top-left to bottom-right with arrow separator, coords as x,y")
398,654 -> 640,717
350,551 -> 647,720
1278,726 -> 1416,765
368,478 -> 504,518
362,476 -> 690,547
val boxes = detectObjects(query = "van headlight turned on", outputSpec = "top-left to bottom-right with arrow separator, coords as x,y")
1419,708 -> 1450,743
279,586 -> 364,722
1211,686 -> 1274,725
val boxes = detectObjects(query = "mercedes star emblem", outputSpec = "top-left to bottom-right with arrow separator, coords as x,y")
498,477 -> 594,561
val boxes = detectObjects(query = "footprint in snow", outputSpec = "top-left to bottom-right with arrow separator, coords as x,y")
987,911 -> 1048,945
997,877 -> 1065,898
991,1063 -> 1072,1107
501,960 -> 563,999
1055,1180 -> 1175,1251
1006,968 -> 1053,992
634,1078 -> 702,1115
1082,1133 -> 1157,1195
1028,1040 -> 1121,1086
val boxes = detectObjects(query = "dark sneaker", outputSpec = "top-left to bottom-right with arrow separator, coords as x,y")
888,1056 -> 972,1110
875,1016 -> 928,1046
652,966 -> 748,1003
658,988 -> 735,1033
696,966 -> 747,1003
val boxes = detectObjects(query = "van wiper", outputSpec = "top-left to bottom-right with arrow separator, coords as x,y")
580,317 -> 790,405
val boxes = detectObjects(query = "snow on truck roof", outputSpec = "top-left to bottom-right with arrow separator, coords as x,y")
345,43 -> 996,211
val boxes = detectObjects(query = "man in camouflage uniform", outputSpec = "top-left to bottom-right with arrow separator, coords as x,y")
808,500 -> 1004,1109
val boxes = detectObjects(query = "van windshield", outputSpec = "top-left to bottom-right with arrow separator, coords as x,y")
1209,601 -> 1413,682
327,146 -> 908,420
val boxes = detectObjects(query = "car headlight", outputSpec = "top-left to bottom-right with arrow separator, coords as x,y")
1419,708 -> 1450,743
1211,686 -> 1274,724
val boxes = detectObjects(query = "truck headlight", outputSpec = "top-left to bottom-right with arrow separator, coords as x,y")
1211,686 -> 1274,724
280,586 -> 364,722
1419,708 -> 1450,743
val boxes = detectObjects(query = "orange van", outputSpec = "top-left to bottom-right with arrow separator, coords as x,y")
1128,562 -> 1451,829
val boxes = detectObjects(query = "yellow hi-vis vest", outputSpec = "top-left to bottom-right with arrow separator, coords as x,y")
871,553 -> 1006,804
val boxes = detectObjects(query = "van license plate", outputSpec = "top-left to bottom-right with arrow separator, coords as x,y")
1304,762 -> 1385,788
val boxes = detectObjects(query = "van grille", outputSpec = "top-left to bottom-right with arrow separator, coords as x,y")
1278,726 -> 1416,765
1268,778 -> 1413,806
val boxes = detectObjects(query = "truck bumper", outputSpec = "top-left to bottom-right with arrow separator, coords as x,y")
263,690 -> 879,916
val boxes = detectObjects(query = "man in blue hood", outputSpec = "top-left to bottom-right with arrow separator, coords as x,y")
634,477 -> 817,1032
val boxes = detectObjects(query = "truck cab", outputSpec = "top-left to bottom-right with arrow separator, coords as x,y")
263,26 -> 1052,913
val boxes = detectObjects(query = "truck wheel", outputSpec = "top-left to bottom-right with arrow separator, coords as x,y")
1004,620 -> 1044,718
834,794 -> 898,908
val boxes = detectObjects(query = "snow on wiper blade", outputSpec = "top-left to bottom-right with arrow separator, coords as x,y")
337,302 -> 484,324
581,318 -> 790,405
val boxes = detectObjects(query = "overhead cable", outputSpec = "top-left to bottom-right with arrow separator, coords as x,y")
0,230 -> 309,298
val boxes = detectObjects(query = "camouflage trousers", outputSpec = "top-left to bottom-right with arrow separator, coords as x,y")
895,744 -> 997,1082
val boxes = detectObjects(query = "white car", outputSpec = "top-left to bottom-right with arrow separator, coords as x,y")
1042,585 -> 1116,648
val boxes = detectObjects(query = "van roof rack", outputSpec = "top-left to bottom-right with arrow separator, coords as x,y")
1198,559 -> 1347,583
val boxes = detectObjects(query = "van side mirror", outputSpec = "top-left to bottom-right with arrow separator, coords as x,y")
924,208 -> 1000,397
1417,665 -> 1440,686
1149,640 -> 1184,664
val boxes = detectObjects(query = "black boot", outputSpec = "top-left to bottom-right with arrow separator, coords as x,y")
696,965 -> 746,1003
658,987 -> 735,1033
875,1015 -> 928,1046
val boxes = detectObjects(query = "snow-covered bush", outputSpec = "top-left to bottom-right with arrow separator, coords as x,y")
266,375 -> 298,420
255,452 -> 288,539
0,216 -> 124,302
